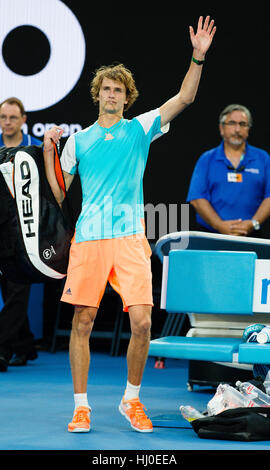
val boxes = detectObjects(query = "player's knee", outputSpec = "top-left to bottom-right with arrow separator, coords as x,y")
72,307 -> 96,336
132,316 -> 151,337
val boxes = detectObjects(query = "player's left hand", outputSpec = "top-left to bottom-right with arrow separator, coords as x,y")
43,126 -> 64,153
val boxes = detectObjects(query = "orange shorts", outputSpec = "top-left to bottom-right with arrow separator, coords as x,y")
61,233 -> 153,311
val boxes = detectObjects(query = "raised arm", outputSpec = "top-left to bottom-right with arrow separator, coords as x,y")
43,126 -> 74,206
160,16 -> 216,127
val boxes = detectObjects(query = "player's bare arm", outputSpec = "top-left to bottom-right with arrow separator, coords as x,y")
43,126 -> 74,205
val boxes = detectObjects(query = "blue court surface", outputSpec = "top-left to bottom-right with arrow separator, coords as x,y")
0,350 -> 269,463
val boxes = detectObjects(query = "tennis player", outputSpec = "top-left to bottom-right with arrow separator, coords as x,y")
43,16 -> 216,433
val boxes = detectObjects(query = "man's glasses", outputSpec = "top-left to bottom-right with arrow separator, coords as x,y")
0,115 -> 20,122
223,120 -> 249,128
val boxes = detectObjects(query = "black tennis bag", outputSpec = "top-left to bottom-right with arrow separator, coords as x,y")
0,143 -> 73,284
191,406 -> 270,441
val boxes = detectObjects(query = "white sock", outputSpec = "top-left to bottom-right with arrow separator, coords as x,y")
124,381 -> 141,401
74,393 -> 91,410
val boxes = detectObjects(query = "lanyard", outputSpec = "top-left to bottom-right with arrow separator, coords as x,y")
226,154 -> 245,173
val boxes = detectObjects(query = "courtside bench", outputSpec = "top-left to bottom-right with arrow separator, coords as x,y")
148,232 -> 270,368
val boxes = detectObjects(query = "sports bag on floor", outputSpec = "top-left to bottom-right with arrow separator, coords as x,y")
191,406 -> 270,441
0,143 -> 73,283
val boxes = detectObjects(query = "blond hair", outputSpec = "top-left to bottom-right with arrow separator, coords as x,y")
90,63 -> 139,111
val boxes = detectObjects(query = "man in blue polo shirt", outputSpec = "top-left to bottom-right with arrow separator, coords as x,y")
187,104 -> 270,236
0,97 -> 41,372
0,97 -> 41,147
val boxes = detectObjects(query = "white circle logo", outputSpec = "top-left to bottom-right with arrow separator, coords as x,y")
43,249 -> 52,260
0,0 -> 86,111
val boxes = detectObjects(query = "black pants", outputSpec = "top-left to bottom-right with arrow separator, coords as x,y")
0,278 -> 35,360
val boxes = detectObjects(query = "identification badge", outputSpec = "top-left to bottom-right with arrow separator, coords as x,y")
227,172 -> 243,183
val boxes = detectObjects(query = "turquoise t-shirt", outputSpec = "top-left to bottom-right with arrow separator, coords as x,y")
61,108 -> 169,241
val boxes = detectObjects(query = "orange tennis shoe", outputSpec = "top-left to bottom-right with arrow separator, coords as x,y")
68,406 -> 91,433
119,397 -> 153,433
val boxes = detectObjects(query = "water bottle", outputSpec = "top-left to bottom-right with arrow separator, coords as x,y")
222,384 -> 253,409
257,326 -> 270,344
242,323 -> 265,342
179,405 -> 205,422
207,383 -> 227,415
207,383 -> 254,415
236,381 -> 270,406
